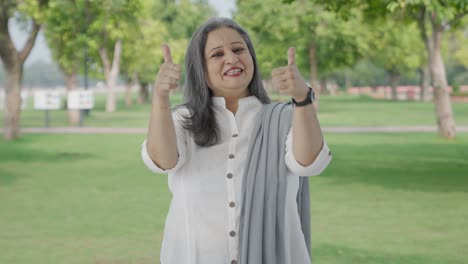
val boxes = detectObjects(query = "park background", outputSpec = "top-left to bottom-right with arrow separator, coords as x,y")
1,0 -> 468,263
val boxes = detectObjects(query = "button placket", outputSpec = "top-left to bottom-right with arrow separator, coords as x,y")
225,111 -> 239,261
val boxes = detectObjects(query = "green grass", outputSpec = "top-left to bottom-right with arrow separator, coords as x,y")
1,133 -> 467,263
2,92 -> 468,128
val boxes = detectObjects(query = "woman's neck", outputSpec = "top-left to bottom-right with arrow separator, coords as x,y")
224,98 -> 240,114
218,90 -> 250,115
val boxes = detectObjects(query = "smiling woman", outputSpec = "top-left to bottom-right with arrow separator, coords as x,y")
141,17 -> 332,264
204,27 -> 254,102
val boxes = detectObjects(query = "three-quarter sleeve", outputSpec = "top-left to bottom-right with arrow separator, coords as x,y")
285,128 -> 332,176
141,108 -> 188,174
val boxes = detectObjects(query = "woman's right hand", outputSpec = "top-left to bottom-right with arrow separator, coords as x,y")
154,44 -> 181,100
147,44 -> 181,170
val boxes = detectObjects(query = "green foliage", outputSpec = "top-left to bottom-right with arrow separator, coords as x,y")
43,0 -> 144,81
347,59 -> 388,87
44,0 -> 87,75
387,0 -> 468,24
450,23 -> 468,68
16,0 -> 50,23
120,0 -> 215,84
235,0 -> 368,80
86,0 -> 143,64
366,19 -> 423,77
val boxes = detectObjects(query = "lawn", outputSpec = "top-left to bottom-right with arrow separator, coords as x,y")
2,92 -> 468,128
1,133 -> 467,263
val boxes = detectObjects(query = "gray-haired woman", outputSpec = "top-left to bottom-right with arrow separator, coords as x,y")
142,17 -> 332,264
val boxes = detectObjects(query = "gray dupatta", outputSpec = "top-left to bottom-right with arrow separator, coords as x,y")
239,102 -> 311,264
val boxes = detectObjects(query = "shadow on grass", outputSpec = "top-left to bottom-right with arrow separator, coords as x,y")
0,168 -> 21,185
0,147 -> 94,163
0,135 -> 96,164
314,242 -> 461,264
0,137 -> 95,186
322,141 -> 468,193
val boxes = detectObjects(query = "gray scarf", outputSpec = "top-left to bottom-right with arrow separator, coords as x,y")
239,102 -> 311,264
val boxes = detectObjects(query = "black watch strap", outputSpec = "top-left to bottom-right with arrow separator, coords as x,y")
291,87 -> 314,107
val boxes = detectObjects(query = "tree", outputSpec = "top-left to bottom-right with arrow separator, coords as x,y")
386,0 -> 468,139
119,0 -> 215,104
236,0 -> 368,108
366,19 -> 422,100
119,0 -> 169,106
85,0 -> 142,112
306,0 -> 467,138
44,0 -> 87,125
0,0 -> 49,140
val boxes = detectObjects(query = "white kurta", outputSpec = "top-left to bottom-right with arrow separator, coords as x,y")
141,96 -> 332,264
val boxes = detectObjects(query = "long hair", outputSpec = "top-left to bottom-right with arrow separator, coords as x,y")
182,17 -> 270,147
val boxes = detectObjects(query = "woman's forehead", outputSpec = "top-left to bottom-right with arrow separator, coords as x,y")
205,27 -> 246,51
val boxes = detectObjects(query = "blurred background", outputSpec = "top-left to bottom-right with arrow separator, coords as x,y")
1,0 -> 467,263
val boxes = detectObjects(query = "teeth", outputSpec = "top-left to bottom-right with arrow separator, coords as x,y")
225,69 -> 242,75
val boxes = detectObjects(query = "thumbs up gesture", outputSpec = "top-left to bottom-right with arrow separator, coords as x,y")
154,44 -> 182,99
271,47 -> 309,102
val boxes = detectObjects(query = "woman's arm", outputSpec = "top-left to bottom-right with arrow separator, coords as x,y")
146,44 -> 181,170
291,103 -> 323,166
272,47 -> 324,166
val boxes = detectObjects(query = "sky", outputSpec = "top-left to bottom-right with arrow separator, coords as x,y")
10,0 -> 235,66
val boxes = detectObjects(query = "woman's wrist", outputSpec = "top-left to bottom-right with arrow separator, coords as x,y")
152,94 -> 171,110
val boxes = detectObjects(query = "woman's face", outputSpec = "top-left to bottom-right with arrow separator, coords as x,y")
204,27 -> 254,98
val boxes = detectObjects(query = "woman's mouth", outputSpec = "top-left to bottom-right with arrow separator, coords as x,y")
224,68 -> 243,77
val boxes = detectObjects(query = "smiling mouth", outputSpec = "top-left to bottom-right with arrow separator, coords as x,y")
224,68 -> 243,76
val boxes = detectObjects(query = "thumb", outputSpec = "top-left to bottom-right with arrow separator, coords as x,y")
287,47 -> 296,66
162,44 -> 173,63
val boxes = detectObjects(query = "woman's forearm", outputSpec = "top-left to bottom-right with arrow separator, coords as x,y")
292,103 -> 324,166
146,95 -> 179,170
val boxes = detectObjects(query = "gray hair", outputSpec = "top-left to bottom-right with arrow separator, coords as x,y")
181,17 -> 270,147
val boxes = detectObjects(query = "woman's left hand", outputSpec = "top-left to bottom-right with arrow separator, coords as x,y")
271,47 -> 309,102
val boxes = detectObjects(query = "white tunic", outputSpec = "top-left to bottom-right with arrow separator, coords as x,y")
141,96 -> 332,264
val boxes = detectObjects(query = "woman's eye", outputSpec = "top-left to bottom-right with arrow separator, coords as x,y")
211,52 -> 223,58
233,47 -> 245,53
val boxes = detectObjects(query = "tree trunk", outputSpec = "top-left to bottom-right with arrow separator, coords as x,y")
124,73 -> 137,108
0,14 -> 41,140
309,40 -> 321,110
419,64 -> 431,101
344,69 -> 351,92
429,27 -> 456,139
99,40 -> 122,113
138,81 -> 149,104
125,83 -> 133,108
389,71 -> 400,101
64,72 -> 80,126
4,65 -> 23,140
416,11 -> 432,103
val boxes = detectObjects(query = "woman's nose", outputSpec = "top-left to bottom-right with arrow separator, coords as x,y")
225,51 -> 239,64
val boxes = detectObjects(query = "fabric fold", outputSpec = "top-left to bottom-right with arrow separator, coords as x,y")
239,102 -> 311,264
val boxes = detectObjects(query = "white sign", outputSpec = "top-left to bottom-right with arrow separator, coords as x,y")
21,91 -> 28,110
34,90 -> 62,110
67,90 -> 94,110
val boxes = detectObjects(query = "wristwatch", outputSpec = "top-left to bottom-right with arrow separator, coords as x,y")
291,87 -> 314,107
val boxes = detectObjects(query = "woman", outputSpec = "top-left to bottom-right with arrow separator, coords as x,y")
141,17 -> 332,264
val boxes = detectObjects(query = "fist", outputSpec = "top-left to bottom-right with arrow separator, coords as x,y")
154,44 -> 181,98
271,47 -> 309,101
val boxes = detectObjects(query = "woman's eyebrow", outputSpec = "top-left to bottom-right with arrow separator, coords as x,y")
209,45 -> 223,52
209,42 -> 245,53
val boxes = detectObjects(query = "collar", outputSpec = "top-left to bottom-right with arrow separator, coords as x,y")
212,96 -> 262,109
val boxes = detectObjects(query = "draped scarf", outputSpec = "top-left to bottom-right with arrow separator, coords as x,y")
239,102 -> 311,264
